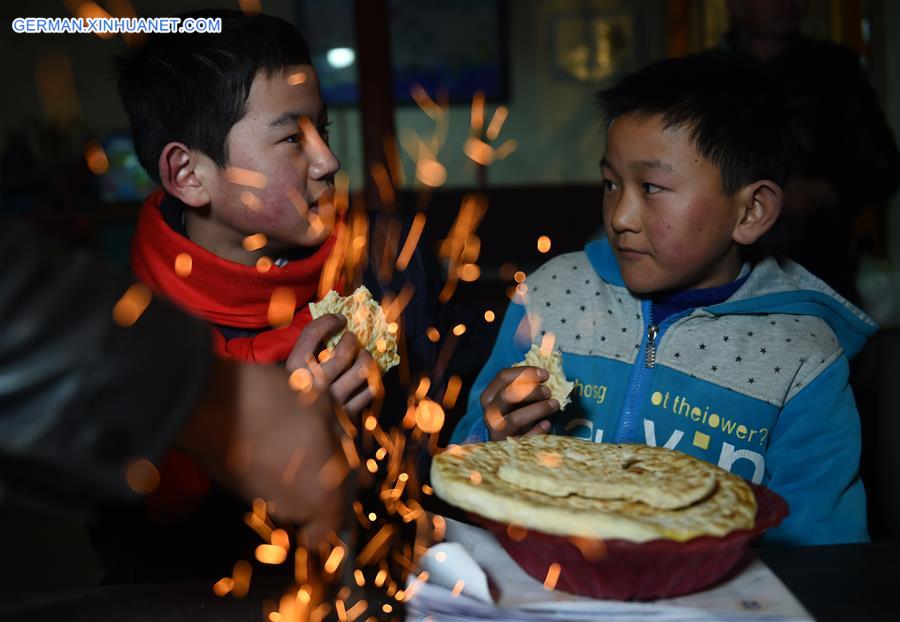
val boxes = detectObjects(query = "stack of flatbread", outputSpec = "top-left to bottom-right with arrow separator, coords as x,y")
310,286 -> 400,373
431,435 -> 757,542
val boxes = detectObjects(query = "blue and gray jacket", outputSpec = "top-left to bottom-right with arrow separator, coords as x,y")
451,238 -> 878,546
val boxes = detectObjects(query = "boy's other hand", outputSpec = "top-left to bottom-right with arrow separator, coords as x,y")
286,314 -> 382,418
481,366 -> 560,441
178,358 -> 346,547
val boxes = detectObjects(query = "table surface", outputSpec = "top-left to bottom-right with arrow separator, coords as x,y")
1,540 -> 899,621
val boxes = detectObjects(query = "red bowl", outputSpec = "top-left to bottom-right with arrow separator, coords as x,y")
472,482 -> 788,601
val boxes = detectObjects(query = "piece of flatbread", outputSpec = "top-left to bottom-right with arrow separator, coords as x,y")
513,344 -> 574,410
309,286 -> 400,373
498,434 -> 717,510
431,435 -> 756,542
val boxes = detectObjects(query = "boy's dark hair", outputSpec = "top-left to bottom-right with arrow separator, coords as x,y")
116,10 -> 311,183
597,53 -> 789,194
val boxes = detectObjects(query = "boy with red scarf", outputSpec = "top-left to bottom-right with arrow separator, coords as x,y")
92,10 -> 383,582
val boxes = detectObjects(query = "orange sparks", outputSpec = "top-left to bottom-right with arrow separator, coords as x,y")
485,406 -> 506,432
451,580 -> 465,597
415,377 -> 431,400
375,447 -> 387,460
245,512 -> 273,542
232,560 -> 252,598
514,270 -> 526,283
256,544 -> 287,565
435,551 -> 447,562
495,139 -> 518,160
370,161 -> 396,206
364,415 -> 377,431
319,452 -> 350,490
458,263 -> 481,282
570,536 -> 607,561
422,484 -> 434,496
374,569 -> 388,587
213,577 -> 234,597
484,310 -> 496,323
463,137 -> 494,166
267,287 -> 296,327
238,0 -> 261,15
256,256 -> 273,273
243,233 -> 268,252
287,71 -> 307,85
415,399 -> 445,434
225,167 -> 268,189
516,283 -> 528,297
382,603 -> 393,614
395,212 -> 427,271
354,569 -> 365,587
324,545 -> 345,574
452,323 -> 467,336
416,158 -> 447,187
124,457 -> 159,495
470,90 -> 485,133
485,105 -> 509,141
383,283 -> 415,323
442,375 -> 463,409
271,529 -> 290,549
281,447 -> 306,485
76,2 -> 115,37
356,524 -> 396,566
426,327 -> 440,342
537,235 -> 552,253
288,368 -> 314,393
174,252 -> 192,277
294,548 -> 308,584
366,458 -> 378,474
112,282 -> 151,327
537,451 -> 563,468
286,186 -> 309,218
543,563 -> 561,590
507,522 -> 528,541
84,139 -> 109,174
410,84 -> 440,120
540,332 -> 556,354
240,191 -> 262,211
340,435 -> 361,469
368,512 -> 377,521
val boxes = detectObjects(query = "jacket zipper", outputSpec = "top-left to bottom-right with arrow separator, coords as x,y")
645,324 -> 658,368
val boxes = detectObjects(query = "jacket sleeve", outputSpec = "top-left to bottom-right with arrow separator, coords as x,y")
449,300 -> 533,444
762,354 -> 868,545
0,219 -> 213,514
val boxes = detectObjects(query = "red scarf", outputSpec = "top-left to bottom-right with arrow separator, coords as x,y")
131,191 -> 337,522
132,191 -> 336,364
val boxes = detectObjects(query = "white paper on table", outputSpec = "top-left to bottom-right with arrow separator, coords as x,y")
406,517 -> 813,622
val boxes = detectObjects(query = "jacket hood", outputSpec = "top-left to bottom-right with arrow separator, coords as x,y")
585,238 -> 877,358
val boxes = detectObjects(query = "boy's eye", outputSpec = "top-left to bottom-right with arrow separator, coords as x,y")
284,133 -> 303,145
642,183 -> 663,194
602,179 -> 618,192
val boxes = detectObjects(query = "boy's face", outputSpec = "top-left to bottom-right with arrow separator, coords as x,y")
601,113 -> 743,295
204,65 -> 339,251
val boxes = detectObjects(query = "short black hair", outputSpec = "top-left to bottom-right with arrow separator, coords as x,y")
596,53 -> 789,194
116,10 -> 312,183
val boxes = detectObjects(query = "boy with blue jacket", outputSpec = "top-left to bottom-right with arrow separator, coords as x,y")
450,54 -> 877,546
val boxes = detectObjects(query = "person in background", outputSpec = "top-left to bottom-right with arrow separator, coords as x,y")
0,218 -> 345,551
707,0 -> 900,303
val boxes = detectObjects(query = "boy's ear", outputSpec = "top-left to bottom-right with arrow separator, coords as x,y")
158,142 -> 212,208
732,179 -> 783,245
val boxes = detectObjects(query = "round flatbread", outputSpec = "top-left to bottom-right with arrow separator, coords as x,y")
498,434 -> 717,510
431,435 -> 756,542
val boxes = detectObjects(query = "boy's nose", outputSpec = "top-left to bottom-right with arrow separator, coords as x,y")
309,142 -> 340,181
607,190 -> 641,233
